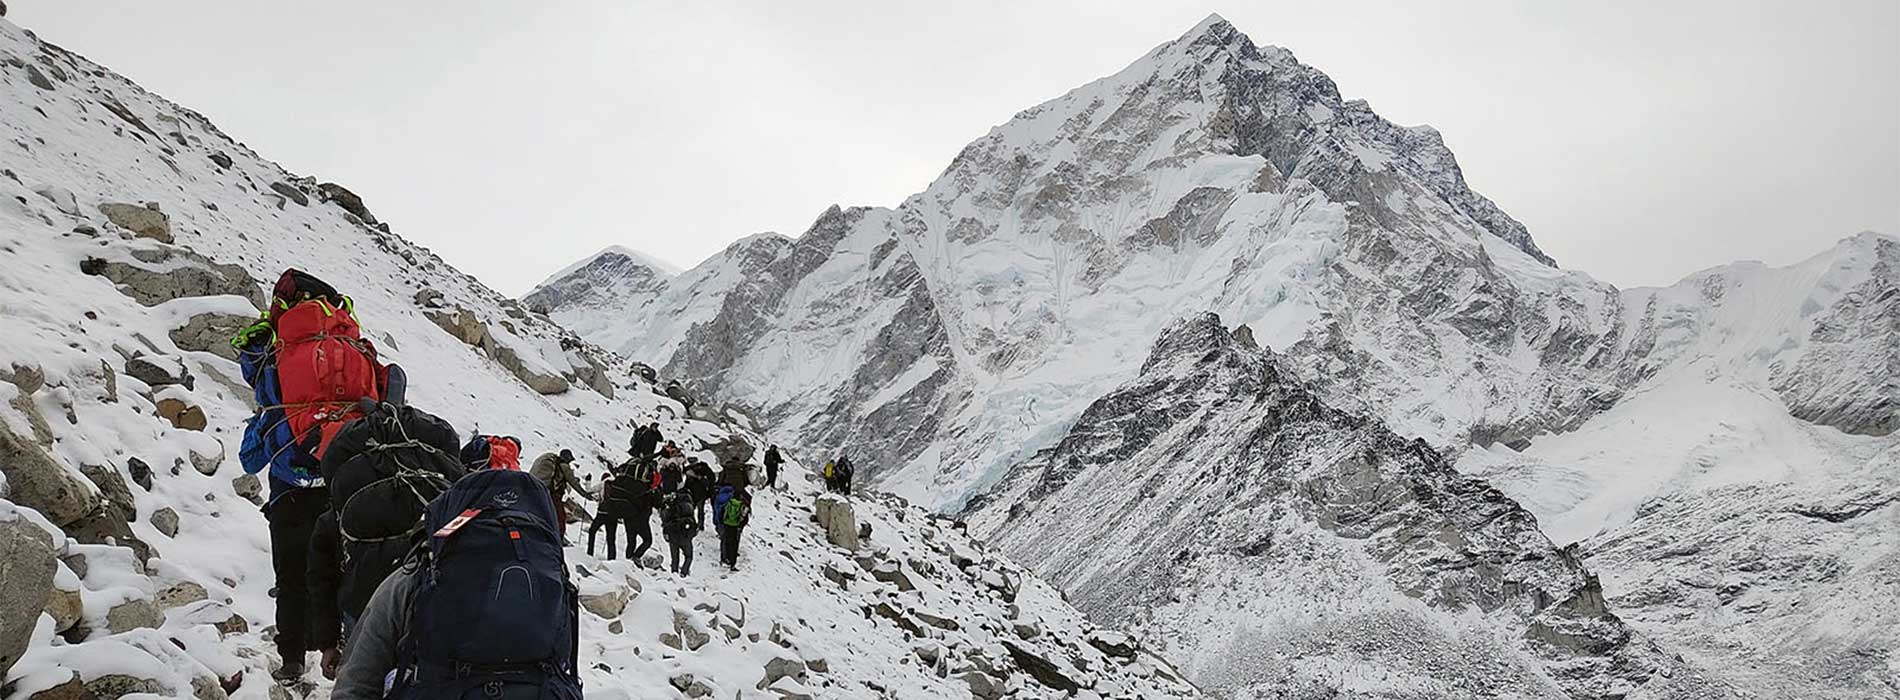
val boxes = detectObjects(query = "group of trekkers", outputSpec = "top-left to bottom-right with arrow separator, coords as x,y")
822,452 -> 854,495
228,269 -> 801,699
586,422 -> 770,576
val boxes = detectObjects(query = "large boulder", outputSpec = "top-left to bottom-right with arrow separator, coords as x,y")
149,507 -> 179,538
66,503 -> 151,563
156,397 -> 209,431
268,182 -> 309,207
705,434 -> 755,471
156,580 -> 209,611
813,494 -> 859,552
77,463 -> 136,522
124,355 -> 192,390
97,202 -> 171,242
1001,640 -> 1082,692
169,312 -> 253,361
578,584 -> 630,620
491,344 -> 569,395
565,353 -> 615,399
85,674 -> 164,698
426,307 -> 489,346
0,423 -> 100,527
0,515 -> 58,679
317,182 -> 377,224
171,599 -> 248,636
79,245 -> 264,307
44,582 -> 83,635
105,595 -> 161,634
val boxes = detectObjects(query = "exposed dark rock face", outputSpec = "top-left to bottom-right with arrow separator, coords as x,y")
1770,235 -> 1898,436
969,313 -> 1722,699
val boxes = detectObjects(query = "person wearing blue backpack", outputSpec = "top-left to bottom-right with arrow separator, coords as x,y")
332,468 -> 582,699
710,483 -> 751,571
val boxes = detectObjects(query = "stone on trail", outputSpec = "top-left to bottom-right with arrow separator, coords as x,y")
97,202 -> 171,242
0,515 -> 58,679
0,422 -> 101,527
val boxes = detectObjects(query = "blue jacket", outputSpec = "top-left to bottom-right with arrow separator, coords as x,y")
712,486 -> 735,526
236,333 -> 322,499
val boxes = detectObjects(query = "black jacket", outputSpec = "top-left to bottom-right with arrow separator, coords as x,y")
686,461 -> 717,501
629,426 -> 662,460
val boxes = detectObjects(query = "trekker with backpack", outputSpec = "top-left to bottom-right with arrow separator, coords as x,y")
623,453 -> 664,563
711,483 -> 751,570
530,450 -> 581,537
628,421 -> 662,463
660,490 -> 700,575
308,402 -> 464,681
460,434 -> 521,471
685,457 -> 717,528
763,445 -> 783,490
332,468 -> 583,700
586,465 -> 635,560
233,269 -> 392,681
835,454 -> 855,497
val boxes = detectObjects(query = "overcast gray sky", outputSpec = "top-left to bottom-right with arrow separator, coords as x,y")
13,1 -> 1897,293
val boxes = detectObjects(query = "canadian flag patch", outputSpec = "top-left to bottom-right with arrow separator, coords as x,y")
433,508 -> 482,538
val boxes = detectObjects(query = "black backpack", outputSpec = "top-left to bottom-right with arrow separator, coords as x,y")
320,404 -> 464,618
391,469 -> 581,700
661,493 -> 697,536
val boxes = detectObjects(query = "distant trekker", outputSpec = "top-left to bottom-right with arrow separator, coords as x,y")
834,453 -> 855,497
711,483 -> 751,571
460,433 -> 522,471
587,465 -> 634,561
628,421 -> 662,462
661,490 -> 700,575
530,449 -> 581,537
763,445 -> 783,490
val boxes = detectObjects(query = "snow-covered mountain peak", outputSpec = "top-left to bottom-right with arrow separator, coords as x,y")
535,245 -> 681,289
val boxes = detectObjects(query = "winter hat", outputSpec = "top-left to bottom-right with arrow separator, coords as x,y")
559,449 -> 574,463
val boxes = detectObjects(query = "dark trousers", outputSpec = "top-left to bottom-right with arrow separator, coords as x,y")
694,496 -> 709,529
667,536 -> 694,575
266,486 -> 329,662
550,488 -> 568,538
628,507 -> 654,560
717,524 -> 743,567
765,463 -> 779,489
587,514 -> 625,559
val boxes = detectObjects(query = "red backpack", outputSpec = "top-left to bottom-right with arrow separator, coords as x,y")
270,270 -> 385,460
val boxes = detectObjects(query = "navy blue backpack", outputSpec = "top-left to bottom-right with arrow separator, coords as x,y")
391,469 -> 581,700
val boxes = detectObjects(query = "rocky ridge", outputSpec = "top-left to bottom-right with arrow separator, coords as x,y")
966,314 -> 1729,699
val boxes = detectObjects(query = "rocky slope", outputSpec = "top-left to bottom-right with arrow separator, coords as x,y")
0,17 -> 1200,700
534,13 -> 1898,699
964,313 -> 1730,699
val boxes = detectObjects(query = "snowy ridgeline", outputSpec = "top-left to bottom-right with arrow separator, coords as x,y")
529,13 -> 1899,700
0,17 -> 1203,700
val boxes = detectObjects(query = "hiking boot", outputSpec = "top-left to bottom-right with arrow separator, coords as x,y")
273,657 -> 306,682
